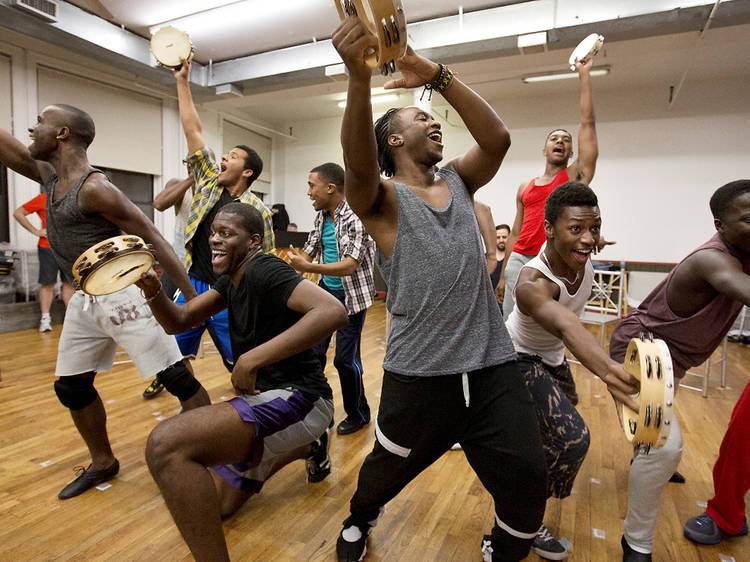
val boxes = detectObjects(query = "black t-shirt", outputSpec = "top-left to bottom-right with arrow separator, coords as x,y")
213,253 -> 332,399
190,189 -> 236,284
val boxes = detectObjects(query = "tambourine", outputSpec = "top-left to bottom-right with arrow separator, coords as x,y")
569,33 -> 604,71
150,26 -> 195,69
72,235 -> 155,296
334,0 -> 407,75
621,333 -> 675,453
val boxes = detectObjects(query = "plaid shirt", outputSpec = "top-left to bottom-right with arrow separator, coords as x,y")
183,147 -> 275,270
302,200 -> 376,315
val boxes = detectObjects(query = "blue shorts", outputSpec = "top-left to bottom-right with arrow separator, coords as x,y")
212,389 -> 334,492
175,274 -> 233,364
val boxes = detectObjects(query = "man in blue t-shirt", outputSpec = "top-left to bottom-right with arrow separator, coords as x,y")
288,163 -> 376,435
136,202 -> 347,560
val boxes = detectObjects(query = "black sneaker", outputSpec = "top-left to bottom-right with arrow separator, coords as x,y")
58,459 -> 120,500
336,523 -> 370,562
306,426 -> 331,483
532,525 -> 568,560
621,535 -> 652,561
142,378 -> 164,399
683,512 -> 749,545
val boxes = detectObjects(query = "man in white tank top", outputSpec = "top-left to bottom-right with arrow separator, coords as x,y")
506,182 -> 639,560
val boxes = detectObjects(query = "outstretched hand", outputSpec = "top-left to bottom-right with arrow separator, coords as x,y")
601,364 -> 640,413
383,45 -> 440,90
594,237 -> 616,254
574,55 -> 594,74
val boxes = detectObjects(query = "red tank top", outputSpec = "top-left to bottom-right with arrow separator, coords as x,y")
609,234 -> 750,378
512,168 -> 569,255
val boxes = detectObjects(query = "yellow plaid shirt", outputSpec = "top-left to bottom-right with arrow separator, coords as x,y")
183,147 -> 275,271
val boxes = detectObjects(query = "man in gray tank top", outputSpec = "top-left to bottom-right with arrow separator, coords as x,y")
0,105 -> 210,500
332,17 -> 547,562
506,182 -> 638,559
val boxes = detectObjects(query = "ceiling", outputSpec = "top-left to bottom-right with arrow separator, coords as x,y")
2,0 -> 750,125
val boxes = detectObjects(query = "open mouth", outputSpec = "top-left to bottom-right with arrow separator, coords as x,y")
211,249 -> 227,266
572,248 -> 591,262
428,131 -> 442,143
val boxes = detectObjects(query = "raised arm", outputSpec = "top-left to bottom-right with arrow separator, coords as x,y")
173,59 -> 206,155
567,59 -> 598,184
78,174 -> 197,299
0,128 -> 53,185
231,279 -> 348,394
333,18 -> 386,217
136,269 -> 225,333
153,176 -> 194,212
473,200 -> 498,275
515,270 -> 639,410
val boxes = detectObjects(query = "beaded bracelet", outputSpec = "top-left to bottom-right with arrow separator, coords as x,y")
420,63 -> 455,101
143,286 -> 162,304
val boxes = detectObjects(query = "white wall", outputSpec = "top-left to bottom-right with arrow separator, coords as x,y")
274,76 -> 749,263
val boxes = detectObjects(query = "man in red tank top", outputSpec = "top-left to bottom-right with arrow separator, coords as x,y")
609,180 -> 750,561
499,57 -> 600,316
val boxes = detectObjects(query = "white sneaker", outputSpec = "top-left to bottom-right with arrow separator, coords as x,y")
39,315 -> 52,332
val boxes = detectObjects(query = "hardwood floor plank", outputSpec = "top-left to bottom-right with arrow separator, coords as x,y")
1,300 -> 748,560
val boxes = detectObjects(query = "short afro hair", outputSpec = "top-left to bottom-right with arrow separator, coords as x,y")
215,202 -> 264,242
544,181 -> 598,224
709,180 -> 750,221
310,162 -> 345,193
374,108 -> 402,178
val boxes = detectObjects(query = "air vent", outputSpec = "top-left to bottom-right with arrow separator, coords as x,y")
11,0 -> 58,22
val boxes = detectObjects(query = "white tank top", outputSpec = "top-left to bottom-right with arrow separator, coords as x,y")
505,251 -> 594,366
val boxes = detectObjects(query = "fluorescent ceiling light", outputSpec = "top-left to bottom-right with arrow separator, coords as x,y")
338,94 -> 399,108
522,66 -> 610,83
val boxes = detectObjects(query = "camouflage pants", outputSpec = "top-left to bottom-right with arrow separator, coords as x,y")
516,353 -> 590,499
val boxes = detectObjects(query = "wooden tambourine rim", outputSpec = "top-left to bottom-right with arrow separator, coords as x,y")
150,26 -> 195,69
569,33 -> 604,71
334,0 -> 407,74
621,336 -> 675,451
72,235 -> 155,296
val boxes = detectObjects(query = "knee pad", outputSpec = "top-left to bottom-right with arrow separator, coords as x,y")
157,361 -> 202,402
54,377 -> 98,410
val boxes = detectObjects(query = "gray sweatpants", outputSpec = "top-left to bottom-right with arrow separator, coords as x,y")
624,415 -> 683,554
502,252 -> 535,317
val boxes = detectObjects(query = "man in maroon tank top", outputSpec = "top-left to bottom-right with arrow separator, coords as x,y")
609,180 -> 750,561
499,57 -> 600,316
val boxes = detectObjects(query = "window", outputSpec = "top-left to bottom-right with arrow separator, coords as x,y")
96,166 -> 154,222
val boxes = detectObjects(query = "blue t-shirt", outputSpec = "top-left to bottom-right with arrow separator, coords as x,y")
322,216 -> 343,290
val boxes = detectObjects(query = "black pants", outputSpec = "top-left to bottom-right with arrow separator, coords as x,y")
348,362 -> 548,561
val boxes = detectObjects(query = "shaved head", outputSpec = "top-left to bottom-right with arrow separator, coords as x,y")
49,104 -> 96,148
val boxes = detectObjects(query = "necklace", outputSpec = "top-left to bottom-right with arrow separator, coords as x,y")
540,251 -> 581,286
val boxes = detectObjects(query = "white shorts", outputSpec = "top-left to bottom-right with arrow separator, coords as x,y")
55,285 -> 183,378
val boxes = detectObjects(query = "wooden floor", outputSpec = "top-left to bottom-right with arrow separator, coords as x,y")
0,299 -> 748,561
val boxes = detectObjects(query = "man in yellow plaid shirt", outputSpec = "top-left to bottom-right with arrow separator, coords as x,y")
166,57 -> 275,374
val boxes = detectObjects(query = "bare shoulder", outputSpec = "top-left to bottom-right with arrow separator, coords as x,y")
78,172 -> 125,212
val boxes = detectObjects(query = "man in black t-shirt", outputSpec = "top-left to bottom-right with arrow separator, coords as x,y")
136,202 -> 347,560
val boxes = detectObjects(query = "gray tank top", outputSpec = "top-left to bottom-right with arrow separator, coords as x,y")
377,167 -> 516,376
44,169 -> 122,284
